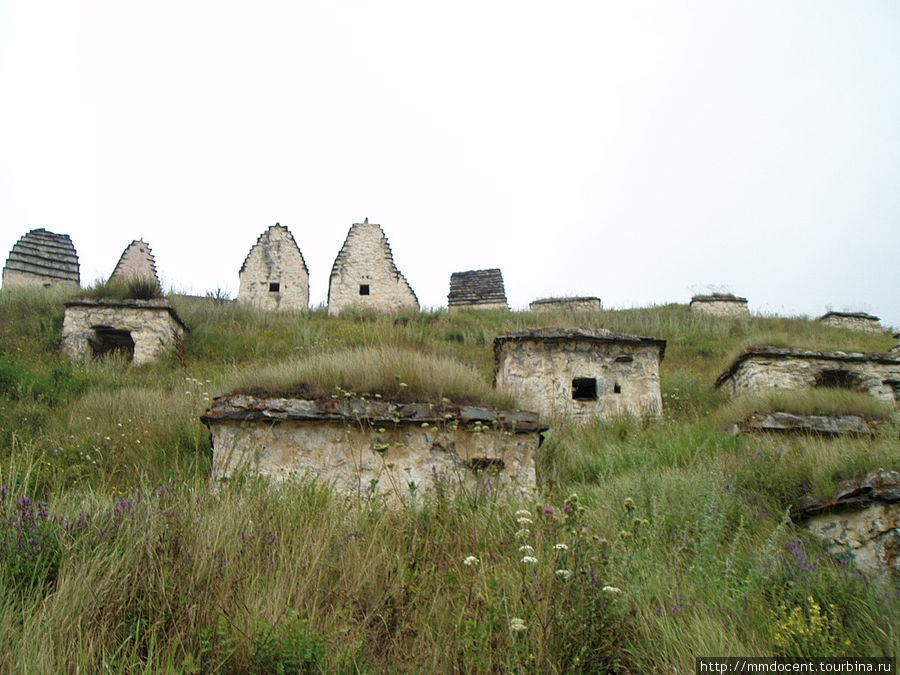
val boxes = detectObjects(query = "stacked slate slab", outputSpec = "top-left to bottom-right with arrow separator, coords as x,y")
2,228 -> 80,289
448,268 -> 508,311
109,239 -> 160,286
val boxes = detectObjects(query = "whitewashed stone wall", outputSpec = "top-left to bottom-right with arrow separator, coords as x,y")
530,297 -> 601,313
689,296 -> 749,317
203,396 -> 543,502
62,299 -> 187,365
716,348 -> 900,404
109,240 -> 159,285
494,330 -> 666,422
818,312 -> 884,334
327,221 -> 418,316
238,225 -> 309,311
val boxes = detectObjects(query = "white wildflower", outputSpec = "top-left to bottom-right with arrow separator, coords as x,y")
602,585 -> 622,594
555,569 -> 572,580
521,555 -> 538,564
518,545 -> 535,554
515,528 -> 530,538
553,543 -> 569,551
463,556 -> 479,567
514,509 -> 532,518
516,517 -> 533,526
509,617 -> 527,632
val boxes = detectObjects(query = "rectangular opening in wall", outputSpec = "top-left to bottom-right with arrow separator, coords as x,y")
90,326 -> 135,362
572,377 -> 597,401
613,383 -> 622,394
359,284 -> 370,296
615,355 -> 633,363
269,282 -> 280,292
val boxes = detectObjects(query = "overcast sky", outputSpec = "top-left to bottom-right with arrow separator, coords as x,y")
1,1 -> 898,328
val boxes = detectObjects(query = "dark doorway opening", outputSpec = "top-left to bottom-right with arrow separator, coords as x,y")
90,326 -> 135,361
814,369 -> 860,390
572,377 -> 598,401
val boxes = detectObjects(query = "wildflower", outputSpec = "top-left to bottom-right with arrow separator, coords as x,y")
567,493 -> 579,504
555,569 -> 572,580
521,555 -> 538,564
518,545 -> 535,554
514,509 -> 531,518
85,416 -> 91,421
543,507 -> 554,515
623,498 -> 635,511
563,503 -> 574,514
602,585 -> 622,594
463,555 -> 480,567
516,517 -> 533,526
553,543 -> 568,551
509,617 -> 527,632
515,528 -> 530,538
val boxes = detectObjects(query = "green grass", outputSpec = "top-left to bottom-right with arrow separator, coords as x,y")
0,290 -> 897,671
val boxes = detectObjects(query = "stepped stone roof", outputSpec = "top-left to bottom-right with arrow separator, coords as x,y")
240,224 -> 308,275
494,328 -> 667,360
109,239 -> 159,284
3,228 -> 80,285
448,268 -> 508,308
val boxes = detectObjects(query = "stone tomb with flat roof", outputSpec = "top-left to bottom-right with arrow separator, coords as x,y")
493,328 -> 666,422
689,294 -> 749,317
817,311 -> 884,334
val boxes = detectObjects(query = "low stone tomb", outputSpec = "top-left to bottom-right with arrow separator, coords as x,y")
715,347 -> 900,404
201,395 -> 546,501
62,298 -> 187,365
792,470 -> 900,585
818,311 -> 884,334
689,294 -> 749,317
493,328 -> 666,422
736,412 -> 874,436
529,297 -> 601,313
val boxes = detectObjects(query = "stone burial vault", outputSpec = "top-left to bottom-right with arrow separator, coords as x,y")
62,298 -> 188,365
715,346 -> 900,404
327,219 -> 419,316
817,311 -> 884,334
2,228 -> 80,289
529,297 -> 602,313
109,239 -> 160,286
201,395 -> 546,502
238,224 -> 309,311
689,293 -> 749,317
447,268 -> 508,311
493,328 -> 667,422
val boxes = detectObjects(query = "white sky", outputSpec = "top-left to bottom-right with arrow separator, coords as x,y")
1,1 -> 898,328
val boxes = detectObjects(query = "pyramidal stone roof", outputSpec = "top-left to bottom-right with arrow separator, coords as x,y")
2,228 -> 80,286
109,239 -> 159,285
448,268 -> 508,308
240,224 -> 309,275
327,219 -> 418,315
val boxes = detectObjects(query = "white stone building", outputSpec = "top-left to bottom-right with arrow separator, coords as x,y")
817,312 -> 884,334
62,298 -> 188,365
202,395 -> 545,502
715,346 -> 900,404
530,297 -> 601,313
493,328 -> 667,422
327,219 -> 418,316
238,224 -> 309,311
689,294 -> 749,317
108,239 -> 159,286
2,228 -> 80,289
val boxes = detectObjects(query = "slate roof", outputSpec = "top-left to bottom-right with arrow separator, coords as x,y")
448,268 -> 508,308
3,228 -> 80,284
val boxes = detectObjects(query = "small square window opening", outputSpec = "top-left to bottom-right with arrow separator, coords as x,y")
359,284 -> 370,296
269,282 -> 280,292
572,377 -> 597,401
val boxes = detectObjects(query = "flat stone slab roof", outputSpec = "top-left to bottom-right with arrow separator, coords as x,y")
202,394 -> 546,432
791,470 -> 900,521
64,297 -> 188,331
738,412 -> 874,436
494,328 -> 666,358
818,311 -> 881,321
690,294 -> 748,303
716,346 -> 900,387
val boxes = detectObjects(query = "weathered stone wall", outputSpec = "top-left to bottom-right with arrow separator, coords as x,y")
203,396 -> 543,502
494,330 -> 665,422
2,228 -> 80,289
818,312 -> 883,334
238,224 -> 309,311
328,221 -> 418,316
716,348 -> 900,404
448,269 -> 508,311
109,239 -> 159,285
689,296 -> 749,317
793,470 -> 900,585
529,297 -> 601,313
62,299 -> 187,365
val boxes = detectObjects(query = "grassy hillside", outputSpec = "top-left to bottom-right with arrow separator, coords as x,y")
0,287 -> 897,672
